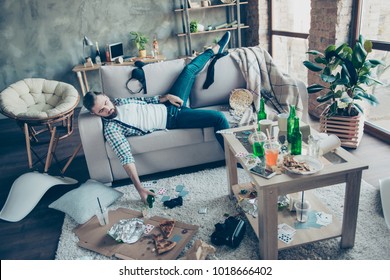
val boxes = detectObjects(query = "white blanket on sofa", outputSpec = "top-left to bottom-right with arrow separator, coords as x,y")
230,46 -> 304,121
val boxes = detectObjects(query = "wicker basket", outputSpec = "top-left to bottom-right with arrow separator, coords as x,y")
320,113 -> 364,148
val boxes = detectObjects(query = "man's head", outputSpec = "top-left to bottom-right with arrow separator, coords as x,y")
83,91 -> 117,118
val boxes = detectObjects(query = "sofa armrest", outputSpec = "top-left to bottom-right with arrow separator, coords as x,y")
78,108 -> 113,184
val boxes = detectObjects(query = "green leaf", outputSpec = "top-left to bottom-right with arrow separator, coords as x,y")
359,74 -> 384,86
364,40 -> 373,53
316,91 -> 334,103
340,65 -> 351,85
335,43 -> 348,55
340,97 -> 353,104
359,34 -> 365,45
344,59 -> 358,84
356,92 -> 379,106
306,50 -> 323,56
367,59 -> 385,66
307,84 -> 325,93
314,57 -> 327,64
354,103 -> 365,114
329,102 -> 339,116
334,90 -> 343,98
303,61 -> 323,72
320,73 -> 336,83
352,42 -> 367,68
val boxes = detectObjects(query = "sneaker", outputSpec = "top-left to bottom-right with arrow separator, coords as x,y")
216,31 -> 231,54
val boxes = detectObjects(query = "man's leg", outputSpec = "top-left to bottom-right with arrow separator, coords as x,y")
175,107 -> 229,148
169,31 -> 231,104
169,48 -> 214,104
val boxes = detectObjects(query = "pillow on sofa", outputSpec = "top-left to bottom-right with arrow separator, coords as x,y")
48,179 -> 123,224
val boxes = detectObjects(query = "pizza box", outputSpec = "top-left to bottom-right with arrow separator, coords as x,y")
73,207 -> 199,260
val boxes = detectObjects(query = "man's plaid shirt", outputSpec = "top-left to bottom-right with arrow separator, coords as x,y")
102,95 -> 161,165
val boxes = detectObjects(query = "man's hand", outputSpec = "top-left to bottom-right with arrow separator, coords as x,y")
160,94 -> 183,107
137,187 -> 156,204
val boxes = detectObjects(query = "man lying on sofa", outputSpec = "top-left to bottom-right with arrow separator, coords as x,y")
82,32 -> 231,204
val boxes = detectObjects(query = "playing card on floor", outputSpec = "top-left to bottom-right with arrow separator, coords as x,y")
144,224 -> 155,235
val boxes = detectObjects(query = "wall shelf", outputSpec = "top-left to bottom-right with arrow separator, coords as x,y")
174,0 -> 248,56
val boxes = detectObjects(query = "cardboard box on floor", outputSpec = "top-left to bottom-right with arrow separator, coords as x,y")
74,208 -> 198,260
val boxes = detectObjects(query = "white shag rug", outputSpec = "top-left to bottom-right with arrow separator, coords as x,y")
55,167 -> 390,260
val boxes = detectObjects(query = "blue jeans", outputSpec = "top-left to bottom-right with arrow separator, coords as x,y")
166,49 -> 229,148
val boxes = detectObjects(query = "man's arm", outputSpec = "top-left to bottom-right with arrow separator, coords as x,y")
104,122 -> 154,203
123,163 -> 154,204
158,94 -> 183,107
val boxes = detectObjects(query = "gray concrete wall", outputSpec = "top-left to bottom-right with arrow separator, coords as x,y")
0,0 -> 232,119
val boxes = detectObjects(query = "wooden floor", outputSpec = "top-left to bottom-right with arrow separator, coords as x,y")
0,108 -> 389,259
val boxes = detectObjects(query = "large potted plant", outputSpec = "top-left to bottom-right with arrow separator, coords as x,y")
130,31 -> 149,58
303,35 -> 385,148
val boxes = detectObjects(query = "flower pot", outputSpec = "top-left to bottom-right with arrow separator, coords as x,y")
320,112 -> 365,148
139,50 -> 146,58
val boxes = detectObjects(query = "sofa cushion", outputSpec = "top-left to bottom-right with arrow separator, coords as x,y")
0,79 -> 79,119
101,59 -> 187,100
105,128 -> 206,159
48,179 -> 123,224
190,55 -> 246,108
143,59 -> 186,96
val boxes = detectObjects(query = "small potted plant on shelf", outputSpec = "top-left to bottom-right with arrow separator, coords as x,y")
130,31 -> 149,58
303,35 -> 385,148
190,20 -> 198,33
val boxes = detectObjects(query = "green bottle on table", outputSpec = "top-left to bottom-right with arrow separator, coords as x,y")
290,116 -> 302,155
257,97 -> 267,131
287,105 -> 296,143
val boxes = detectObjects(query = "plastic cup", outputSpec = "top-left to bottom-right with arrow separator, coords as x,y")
263,141 -> 280,167
294,201 -> 310,223
96,207 -> 109,226
252,131 -> 267,158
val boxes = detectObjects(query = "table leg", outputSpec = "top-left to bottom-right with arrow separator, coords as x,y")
340,171 -> 362,248
258,187 -> 279,259
76,71 -> 86,96
82,71 -> 90,92
224,140 -> 238,198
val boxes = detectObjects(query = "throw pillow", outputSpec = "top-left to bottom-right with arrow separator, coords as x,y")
48,179 -> 123,224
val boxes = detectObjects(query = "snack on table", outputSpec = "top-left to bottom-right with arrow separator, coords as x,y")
283,155 -> 311,172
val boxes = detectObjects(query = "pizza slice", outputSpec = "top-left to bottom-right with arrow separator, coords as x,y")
159,219 -> 175,238
153,234 -> 177,255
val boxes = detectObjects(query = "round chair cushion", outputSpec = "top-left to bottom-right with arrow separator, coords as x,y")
0,78 -> 79,120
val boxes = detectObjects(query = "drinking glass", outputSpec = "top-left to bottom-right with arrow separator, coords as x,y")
263,140 -> 280,167
252,131 -> 267,157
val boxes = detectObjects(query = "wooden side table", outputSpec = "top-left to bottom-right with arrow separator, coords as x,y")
72,56 -> 166,96
222,124 -> 368,259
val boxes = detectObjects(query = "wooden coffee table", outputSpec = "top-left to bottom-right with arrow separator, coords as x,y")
222,125 -> 368,260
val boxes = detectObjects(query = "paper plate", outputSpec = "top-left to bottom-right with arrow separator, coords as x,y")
284,155 -> 324,175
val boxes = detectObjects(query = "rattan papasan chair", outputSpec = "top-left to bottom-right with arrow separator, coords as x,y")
0,78 -> 80,172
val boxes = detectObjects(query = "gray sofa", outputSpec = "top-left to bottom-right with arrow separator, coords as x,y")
78,52 -> 308,185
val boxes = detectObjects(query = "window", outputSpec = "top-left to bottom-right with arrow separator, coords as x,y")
354,0 -> 390,138
270,0 -> 310,84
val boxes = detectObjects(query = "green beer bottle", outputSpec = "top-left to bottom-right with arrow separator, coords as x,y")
146,189 -> 155,208
290,116 -> 302,155
287,105 -> 296,143
257,97 -> 267,131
